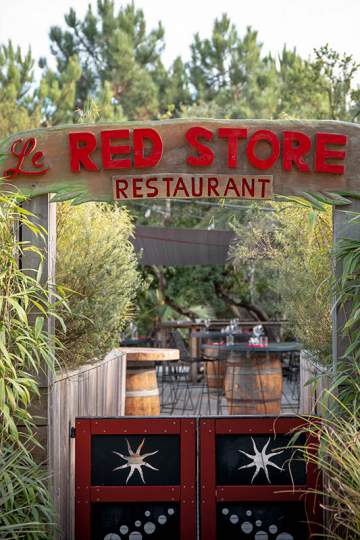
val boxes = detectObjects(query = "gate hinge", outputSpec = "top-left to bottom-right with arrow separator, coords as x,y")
70,426 -> 76,439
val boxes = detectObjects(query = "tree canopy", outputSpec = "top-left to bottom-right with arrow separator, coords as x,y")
1,1 -> 359,348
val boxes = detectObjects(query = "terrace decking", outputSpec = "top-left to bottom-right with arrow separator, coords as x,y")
157,365 -> 299,416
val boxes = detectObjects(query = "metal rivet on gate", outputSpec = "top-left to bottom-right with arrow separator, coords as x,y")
208,429 -> 212,433
164,429 -> 167,432
228,429 -> 232,432
173,421 -> 176,424
185,429 -> 188,433
103,430 -> 106,433
123,429 -> 127,433
96,498 -> 100,502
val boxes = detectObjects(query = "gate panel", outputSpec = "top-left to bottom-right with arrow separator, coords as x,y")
200,417 -> 321,540
76,418 -> 196,540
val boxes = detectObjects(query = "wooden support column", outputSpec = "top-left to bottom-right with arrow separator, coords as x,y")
21,194 -> 56,464
332,199 -> 360,368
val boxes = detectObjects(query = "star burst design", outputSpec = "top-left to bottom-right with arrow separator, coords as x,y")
112,438 -> 159,484
238,437 -> 284,483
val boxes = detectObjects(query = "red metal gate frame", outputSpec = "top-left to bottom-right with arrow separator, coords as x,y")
200,416 -> 322,540
75,417 -> 196,540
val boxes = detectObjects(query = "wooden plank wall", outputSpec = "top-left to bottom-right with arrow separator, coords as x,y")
50,349 -> 126,540
299,350 -> 329,415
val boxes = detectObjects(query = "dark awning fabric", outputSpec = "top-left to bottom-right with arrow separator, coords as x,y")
132,226 -> 235,266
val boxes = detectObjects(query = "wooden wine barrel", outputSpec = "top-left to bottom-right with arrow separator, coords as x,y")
224,351 -> 283,415
202,345 -> 226,391
125,363 -> 160,416
118,347 -> 180,416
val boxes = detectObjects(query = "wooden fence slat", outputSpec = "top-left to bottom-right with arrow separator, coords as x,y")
50,350 -> 126,539
299,350 -> 329,415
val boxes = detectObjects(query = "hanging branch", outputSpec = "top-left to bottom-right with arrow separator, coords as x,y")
213,280 -> 270,322
151,266 -> 198,320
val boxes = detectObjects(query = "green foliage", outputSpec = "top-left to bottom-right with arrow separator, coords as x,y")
231,204 -> 333,359
301,397 -> 360,540
0,436 -> 54,539
0,190 -> 66,538
0,42 -> 40,137
48,1 -> 165,120
56,202 -> 142,366
333,230 -> 360,406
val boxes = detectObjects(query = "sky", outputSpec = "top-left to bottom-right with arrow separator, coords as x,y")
1,0 -> 360,74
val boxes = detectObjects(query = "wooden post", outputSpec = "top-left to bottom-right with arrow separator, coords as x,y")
21,194 -> 56,464
332,199 -> 360,367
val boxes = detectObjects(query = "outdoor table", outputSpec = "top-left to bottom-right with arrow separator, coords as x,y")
120,337 -> 153,347
118,347 -> 179,416
200,342 -> 302,415
191,330 -> 250,343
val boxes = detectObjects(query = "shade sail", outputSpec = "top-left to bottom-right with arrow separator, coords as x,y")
132,226 -> 235,266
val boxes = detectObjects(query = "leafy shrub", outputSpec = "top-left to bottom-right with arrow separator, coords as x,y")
303,397 -> 360,540
56,202 -> 142,366
0,191 -> 65,538
0,436 -> 54,539
231,203 -> 332,361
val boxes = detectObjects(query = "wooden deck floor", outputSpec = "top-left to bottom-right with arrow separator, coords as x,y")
157,367 -> 299,416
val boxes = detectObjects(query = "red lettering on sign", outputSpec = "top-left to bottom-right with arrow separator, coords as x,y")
163,177 -> 174,197
101,129 -> 131,169
315,133 -> 347,174
69,132 -> 98,172
186,127 -> 214,166
133,128 -> 163,168
191,177 -> 204,197
258,178 -> 271,197
224,177 -> 241,197
218,128 -> 247,168
283,131 -> 311,172
145,177 -> 159,198
173,177 -> 190,197
132,178 -> 143,198
4,137 -> 49,177
242,177 -> 255,197
247,130 -> 280,170
207,177 -> 219,196
115,179 -> 129,199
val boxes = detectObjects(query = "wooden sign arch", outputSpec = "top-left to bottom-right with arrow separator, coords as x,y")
2,118 -> 360,538
2,119 -> 360,204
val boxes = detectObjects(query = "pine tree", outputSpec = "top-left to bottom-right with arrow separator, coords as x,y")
47,0 -> 166,120
0,41 -> 40,137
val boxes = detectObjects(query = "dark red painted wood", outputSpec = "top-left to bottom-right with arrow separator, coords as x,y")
75,417 -> 196,540
90,417 -> 180,435
200,416 -> 323,540
215,415 -> 305,434
75,418 -> 91,540
217,485 -> 305,501
200,418 -> 216,540
90,486 -> 180,502
180,418 -> 196,540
